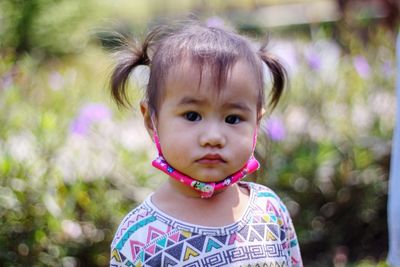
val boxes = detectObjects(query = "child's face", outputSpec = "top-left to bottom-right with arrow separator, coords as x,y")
150,59 -> 259,183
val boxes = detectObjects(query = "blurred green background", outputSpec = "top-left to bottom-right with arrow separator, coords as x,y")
0,0 -> 398,266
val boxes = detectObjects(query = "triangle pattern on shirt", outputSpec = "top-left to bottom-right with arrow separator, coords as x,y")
111,248 -> 125,262
138,251 -> 145,263
167,239 -> 175,248
205,237 -> 222,252
183,244 -> 200,261
119,251 -> 126,263
132,212 -> 148,226
179,230 -> 192,241
254,224 -> 266,240
228,232 -> 245,245
239,225 -> 250,240
130,240 -> 145,260
144,252 -> 152,262
214,235 -> 227,245
165,242 -> 184,260
262,214 -> 273,223
134,214 -> 144,222
163,254 -> 179,266
277,217 -> 284,227
146,226 -> 166,243
248,226 -> 264,242
155,245 -> 164,254
266,200 -> 280,216
145,253 -> 161,267
266,228 -> 278,241
187,235 -> 206,252
111,183 -> 302,267
267,224 -> 280,239
145,244 -> 156,255
156,237 -> 167,248
168,232 -> 180,243
280,229 -> 286,242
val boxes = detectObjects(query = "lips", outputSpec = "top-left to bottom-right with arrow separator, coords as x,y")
196,154 -> 226,164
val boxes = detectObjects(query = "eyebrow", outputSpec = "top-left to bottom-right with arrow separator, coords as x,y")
222,102 -> 252,112
178,97 -> 207,106
178,97 -> 252,112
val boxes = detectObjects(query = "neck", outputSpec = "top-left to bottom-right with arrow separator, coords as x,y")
166,176 -> 226,198
151,182 -> 251,227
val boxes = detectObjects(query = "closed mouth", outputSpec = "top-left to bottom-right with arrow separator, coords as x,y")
196,154 -> 226,164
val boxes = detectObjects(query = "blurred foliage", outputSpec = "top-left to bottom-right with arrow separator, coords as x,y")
0,0 -> 96,57
255,25 -> 395,266
0,0 -> 397,266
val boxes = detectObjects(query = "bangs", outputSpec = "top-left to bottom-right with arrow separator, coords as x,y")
146,24 -> 264,114
171,51 -> 239,94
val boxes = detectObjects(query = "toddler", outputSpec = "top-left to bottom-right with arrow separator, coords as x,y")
109,21 -> 302,267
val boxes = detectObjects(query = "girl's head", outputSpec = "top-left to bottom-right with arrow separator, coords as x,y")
110,21 -> 286,118
110,21 -> 287,187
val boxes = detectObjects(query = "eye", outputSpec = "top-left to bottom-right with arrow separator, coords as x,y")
225,115 -> 241,124
184,111 -> 201,121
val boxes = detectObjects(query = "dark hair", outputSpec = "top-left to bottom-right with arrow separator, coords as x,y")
110,21 -> 287,116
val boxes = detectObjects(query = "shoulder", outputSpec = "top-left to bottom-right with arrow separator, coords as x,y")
109,202 -> 150,266
243,181 -> 292,220
111,201 -> 153,248
243,181 -> 284,204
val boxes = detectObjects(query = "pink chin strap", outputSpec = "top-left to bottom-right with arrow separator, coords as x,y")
150,115 -> 260,198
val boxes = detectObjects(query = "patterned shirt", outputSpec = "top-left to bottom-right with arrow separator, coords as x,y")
110,182 -> 302,267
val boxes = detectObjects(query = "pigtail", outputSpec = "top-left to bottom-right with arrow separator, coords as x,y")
110,35 -> 151,108
258,44 -> 288,110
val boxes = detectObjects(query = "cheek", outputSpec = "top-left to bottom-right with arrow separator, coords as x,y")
159,132 -> 190,162
243,138 -> 255,157
231,132 -> 255,160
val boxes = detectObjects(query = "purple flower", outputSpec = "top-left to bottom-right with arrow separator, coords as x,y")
306,51 -> 321,70
205,17 -> 225,29
353,56 -> 370,79
70,103 -> 111,136
262,117 -> 286,142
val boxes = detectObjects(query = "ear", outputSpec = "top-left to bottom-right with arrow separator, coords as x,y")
140,101 -> 155,138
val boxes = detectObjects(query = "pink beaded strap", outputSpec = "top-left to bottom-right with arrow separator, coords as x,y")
152,155 -> 259,198
150,115 -> 260,198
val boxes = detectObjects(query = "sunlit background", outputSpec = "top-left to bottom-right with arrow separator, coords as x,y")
0,0 -> 398,266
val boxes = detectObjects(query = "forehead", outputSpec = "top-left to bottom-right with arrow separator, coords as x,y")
164,59 -> 260,103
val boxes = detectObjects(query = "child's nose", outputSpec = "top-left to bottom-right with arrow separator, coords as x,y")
199,122 -> 226,148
